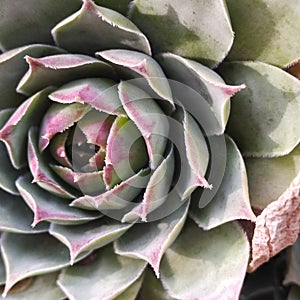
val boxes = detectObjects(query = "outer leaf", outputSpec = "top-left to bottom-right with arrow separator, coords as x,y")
0,44 -> 64,109
98,50 -> 174,110
1,273 -> 65,300
157,53 -> 245,134
52,0 -> 151,55
57,245 -> 147,300
226,0 -> 300,67
245,143 -> 300,209
219,61 -> 300,157
0,189 -> 48,234
0,0 -> 81,50
17,54 -> 116,96
50,218 -> 132,264
93,0 -> 131,15
190,136 -> 255,230
16,174 -> 100,226
28,128 -> 78,199
113,275 -> 143,300
129,0 -> 234,67
115,200 -> 189,277
138,268 -> 175,300
0,255 -> 4,285
49,78 -> 125,116
1,232 -> 88,296
0,88 -> 52,169
118,81 -> 169,169
160,219 -> 250,300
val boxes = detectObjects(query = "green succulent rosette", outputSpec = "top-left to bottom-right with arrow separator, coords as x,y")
0,0 -> 299,299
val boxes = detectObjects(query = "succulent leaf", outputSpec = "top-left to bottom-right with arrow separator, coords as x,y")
190,136 -> 256,230
226,0 -> 300,67
129,0 -> 234,67
57,245 -> 147,300
52,0 -> 151,55
113,274 -> 144,300
115,200 -> 189,277
160,219 -> 250,300
0,88 -> 52,169
219,61 -> 300,157
0,189 -> 48,234
16,174 -> 100,226
284,237 -> 300,286
17,54 -> 116,96
0,45 -> 64,110
50,218 -> 132,264
0,0 -> 82,50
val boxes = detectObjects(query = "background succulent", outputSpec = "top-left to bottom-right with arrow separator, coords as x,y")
0,0 -> 299,299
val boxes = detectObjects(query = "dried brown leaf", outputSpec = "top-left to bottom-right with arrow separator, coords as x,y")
248,173 -> 300,272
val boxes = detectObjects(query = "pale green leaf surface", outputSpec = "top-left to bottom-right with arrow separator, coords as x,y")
17,54 -> 115,96
157,53 -> 245,134
160,219 -> 250,300
226,0 -> 300,67
118,81 -> 169,169
121,145 -> 175,223
113,275 -> 143,300
52,0 -> 151,55
2,273 -> 65,300
98,49 -> 174,110
190,137 -> 256,230
0,88 -> 52,169
0,44 -> 64,110
49,78 -> 125,116
28,128 -> 78,199
0,256 -> 4,285
245,144 -> 300,209
219,61 -> 300,157
57,245 -> 147,300
0,0 -> 82,50
0,188 -> 48,234
129,0 -> 233,67
1,232 -> 88,296
50,218 -> 132,263
115,200 -> 189,277
16,174 -> 100,227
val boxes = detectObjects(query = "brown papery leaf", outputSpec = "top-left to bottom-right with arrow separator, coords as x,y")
248,173 -> 300,272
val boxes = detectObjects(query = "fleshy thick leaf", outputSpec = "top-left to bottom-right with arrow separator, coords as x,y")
129,0 -> 233,67
1,232 -> 88,296
249,173 -> 300,272
0,88 -> 52,169
157,53 -> 245,134
1,273 -> 65,300
115,200 -> 189,277
190,136 -> 255,230
71,168 -> 150,214
0,256 -> 5,285
0,44 -> 64,109
160,219 -> 250,300
57,245 -> 147,300
98,50 -> 174,110
52,0 -> 151,55
226,0 -> 300,67
245,144 -> 300,209
17,54 -> 116,96
113,275 -> 143,300
118,81 -> 169,169
28,128 -> 78,199
0,189 -> 48,234
49,78 -> 125,116
16,174 -> 100,226
219,61 -> 300,157
0,0 -> 81,50
50,218 -> 131,264
39,102 -> 90,151
93,0 -> 131,15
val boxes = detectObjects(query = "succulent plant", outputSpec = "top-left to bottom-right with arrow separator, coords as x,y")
0,0 -> 299,299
